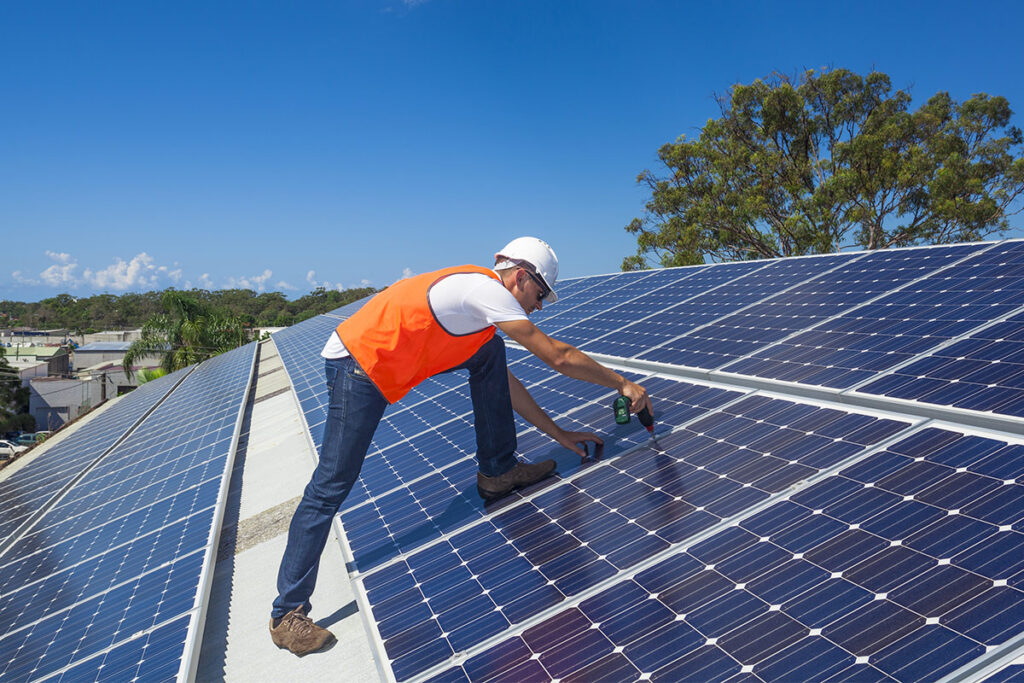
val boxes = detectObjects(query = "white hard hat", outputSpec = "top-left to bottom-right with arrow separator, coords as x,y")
495,236 -> 559,303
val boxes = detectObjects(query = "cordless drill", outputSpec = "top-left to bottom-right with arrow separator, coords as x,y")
613,396 -> 656,437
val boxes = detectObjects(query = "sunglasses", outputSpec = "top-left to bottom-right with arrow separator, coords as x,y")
524,269 -> 550,302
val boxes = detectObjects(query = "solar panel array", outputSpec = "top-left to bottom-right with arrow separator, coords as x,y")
0,367 -> 187,548
0,342 -> 257,682
268,239 -> 1024,682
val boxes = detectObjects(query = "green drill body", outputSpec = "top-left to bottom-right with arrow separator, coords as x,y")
613,395 -> 656,435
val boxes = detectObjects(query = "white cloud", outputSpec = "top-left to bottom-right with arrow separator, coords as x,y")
161,266 -> 183,283
10,251 -> 302,295
40,251 -> 80,286
83,253 -> 160,290
306,269 -> 351,292
391,267 -> 415,284
12,270 -> 39,285
46,250 -> 73,264
226,269 -> 274,291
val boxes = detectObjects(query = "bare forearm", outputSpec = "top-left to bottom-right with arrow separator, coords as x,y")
508,370 -> 563,439
550,341 -> 627,391
496,318 -> 651,415
507,370 -> 605,458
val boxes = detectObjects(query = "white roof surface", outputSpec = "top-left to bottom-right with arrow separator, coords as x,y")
195,339 -> 381,680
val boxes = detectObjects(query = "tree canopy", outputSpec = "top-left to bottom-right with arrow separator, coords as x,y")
623,68 -> 1024,269
0,349 -> 33,433
122,291 -> 251,378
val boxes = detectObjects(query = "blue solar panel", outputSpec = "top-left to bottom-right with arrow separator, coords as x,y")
554,260 -> 770,355
53,614 -> 190,682
354,390 -> 912,679
324,297 -> 372,319
858,308 -> 1024,417
338,365 -> 667,574
265,239 -> 1024,682
583,253 -> 854,362
985,664 -> 1024,682
0,367 -> 187,547
0,342 -> 256,681
722,241 -> 1010,387
434,424 -> 1024,682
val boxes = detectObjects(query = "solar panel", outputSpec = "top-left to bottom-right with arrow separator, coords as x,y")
721,242 -> 1007,387
0,367 -> 188,547
263,239 -> 1024,682
857,307 -> 1024,418
985,663 -> 1024,682
350,387 -> 917,680
578,253 -> 854,361
0,342 -> 257,681
434,423 -> 1024,682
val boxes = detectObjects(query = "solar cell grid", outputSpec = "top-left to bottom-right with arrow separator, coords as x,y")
1,551 -> 204,681
557,260 -> 770,355
263,239 -> 1024,682
586,252 -> 855,362
0,342 -> 256,682
338,366 -> 664,573
721,241 -> 1008,388
532,269 -> 679,337
858,308 -> 1024,418
0,367 -> 187,547
357,390 -> 913,680
325,296 -> 372,319
431,423 -> 1024,683
52,614 -> 190,683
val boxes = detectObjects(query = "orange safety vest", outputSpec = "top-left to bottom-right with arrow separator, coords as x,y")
337,265 -> 503,403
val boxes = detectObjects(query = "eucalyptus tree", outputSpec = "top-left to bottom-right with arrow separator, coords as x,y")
624,68 -> 1024,269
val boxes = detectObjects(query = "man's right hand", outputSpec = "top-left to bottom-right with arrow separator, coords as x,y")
620,379 -> 652,416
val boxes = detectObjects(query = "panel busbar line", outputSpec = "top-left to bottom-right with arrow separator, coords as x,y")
0,342 -> 257,682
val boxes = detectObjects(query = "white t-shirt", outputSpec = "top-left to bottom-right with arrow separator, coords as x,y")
321,271 -> 527,359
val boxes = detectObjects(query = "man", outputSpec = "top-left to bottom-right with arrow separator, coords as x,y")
270,236 -> 652,655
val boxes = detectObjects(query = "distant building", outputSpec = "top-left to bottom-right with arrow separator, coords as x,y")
73,341 -> 134,369
82,329 -> 142,343
28,361 -> 145,430
5,357 -> 49,386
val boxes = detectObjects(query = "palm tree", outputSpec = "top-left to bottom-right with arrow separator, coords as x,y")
122,291 -> 250,378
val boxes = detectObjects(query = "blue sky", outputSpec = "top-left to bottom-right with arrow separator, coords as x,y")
2,0 -> 1023,302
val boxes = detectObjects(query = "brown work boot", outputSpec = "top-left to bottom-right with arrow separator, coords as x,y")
477,459 -> 556,500
269,606 -> 335,655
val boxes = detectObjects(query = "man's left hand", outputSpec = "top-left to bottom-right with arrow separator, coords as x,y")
556,430 -> 604,458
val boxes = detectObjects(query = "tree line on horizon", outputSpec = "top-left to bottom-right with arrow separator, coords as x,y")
0,285 -> 377,333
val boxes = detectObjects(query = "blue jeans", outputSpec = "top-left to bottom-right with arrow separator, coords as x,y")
272,335 -> 517,618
